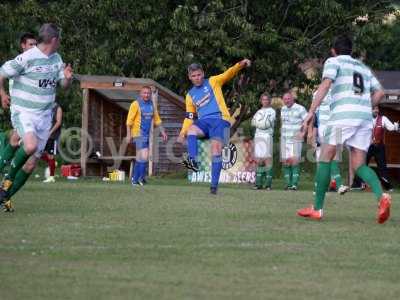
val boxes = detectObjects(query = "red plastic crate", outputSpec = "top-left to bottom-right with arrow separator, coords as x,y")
61,164 -> 81,177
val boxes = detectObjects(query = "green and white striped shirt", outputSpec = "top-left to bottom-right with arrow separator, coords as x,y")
280,103 -> 307,142
322,55 -> 382,128
0,46 -> 65,112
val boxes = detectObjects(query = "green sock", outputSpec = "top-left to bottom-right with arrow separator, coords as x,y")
6,169 -> 31,199
265,167 -> 273,188
261,167 -> 267,187
330,160 -> 342,187
355,165 -> 383,200
283,165 -> 291,187
0,144 -> 18,172
8,147 -> 30,181
313,164 -> 318,192
292,164 -> 300,187
314,162 -> 331,210
255,166 -> 266,188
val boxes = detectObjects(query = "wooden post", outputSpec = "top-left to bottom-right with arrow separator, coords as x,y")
100,98 -> 104,155
81,89 -> 90,176
149,87 -> 159,177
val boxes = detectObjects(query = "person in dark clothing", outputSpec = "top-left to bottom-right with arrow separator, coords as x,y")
42,103 -> 63,183
352,105 -> 399,191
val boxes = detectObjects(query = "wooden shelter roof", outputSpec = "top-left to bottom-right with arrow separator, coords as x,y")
75,74 -> 185,109
95,89 -> 135,111
375,71 -> 400,93
374,71 -> 400,108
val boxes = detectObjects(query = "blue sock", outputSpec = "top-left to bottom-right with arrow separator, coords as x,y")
187,135 -> 198,161
211,155 -> 222,188
139,161 -> 147,181
132,161 -> 141,183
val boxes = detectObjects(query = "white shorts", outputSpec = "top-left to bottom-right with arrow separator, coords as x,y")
254,135 -> 273,159
316,147 -> 321,161
280,139 -> 302,161
11,107 -> 52,157
322,125 -> 372,152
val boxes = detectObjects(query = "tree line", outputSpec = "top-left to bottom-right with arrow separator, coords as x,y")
0,0 -> 398,131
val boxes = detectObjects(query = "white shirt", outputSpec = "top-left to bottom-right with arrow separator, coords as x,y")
373,115 -> 398,131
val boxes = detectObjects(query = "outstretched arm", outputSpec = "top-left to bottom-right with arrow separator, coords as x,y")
211,59 -> 251,86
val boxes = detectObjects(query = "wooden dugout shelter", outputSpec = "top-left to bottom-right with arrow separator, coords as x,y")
348,71 -> 400,185
76,75 -> 186,177
375,71 -> 400,179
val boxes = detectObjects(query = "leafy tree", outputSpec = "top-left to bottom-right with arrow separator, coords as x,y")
0,0 -> 396,133
354,9 -> 400,70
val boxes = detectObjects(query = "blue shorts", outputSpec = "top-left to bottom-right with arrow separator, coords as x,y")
132,136 -> 149,150
194,118 -> 230,144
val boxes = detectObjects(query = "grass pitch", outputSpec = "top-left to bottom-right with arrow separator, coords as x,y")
1,178 -> 399,300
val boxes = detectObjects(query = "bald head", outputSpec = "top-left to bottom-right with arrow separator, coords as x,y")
282,91 -> 295,107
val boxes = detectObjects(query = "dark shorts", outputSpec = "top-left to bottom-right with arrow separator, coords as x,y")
44,138 -> 58,155
132,136 -> 149,150
194,118 -> 230,144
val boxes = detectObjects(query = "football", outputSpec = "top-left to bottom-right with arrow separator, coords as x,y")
253,110 -> 271,130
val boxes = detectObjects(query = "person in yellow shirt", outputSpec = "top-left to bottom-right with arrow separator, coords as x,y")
178,59 -> 251,194
126,86 -> 167,186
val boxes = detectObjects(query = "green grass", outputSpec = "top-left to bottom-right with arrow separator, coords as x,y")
1,178 -> 400,300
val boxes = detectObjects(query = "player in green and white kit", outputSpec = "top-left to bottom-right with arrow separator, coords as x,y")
313,91 -> 348,195
298,36 -> 391,223
0,33 -> 38,157
0,33 -> 38,212
0,24 -> 73,208
251,93 -> 276,190
280,91 -> 307,190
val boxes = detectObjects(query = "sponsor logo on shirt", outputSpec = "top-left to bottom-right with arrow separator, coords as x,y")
142,111 -> 153,119
33,65 -> 60,73
196,93 -> 211,108
38,78 -> 57,89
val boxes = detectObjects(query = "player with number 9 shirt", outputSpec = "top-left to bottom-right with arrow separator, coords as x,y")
297,35 -> 391,223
